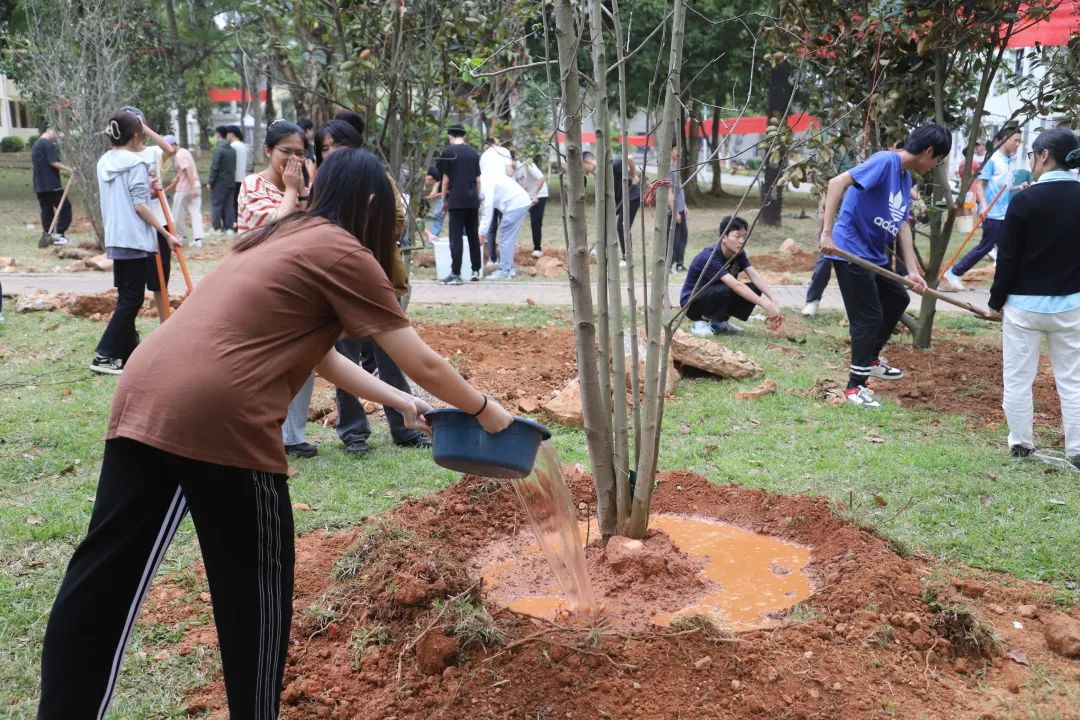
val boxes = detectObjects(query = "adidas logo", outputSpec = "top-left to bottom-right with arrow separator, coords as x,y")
888,190 -> 906,223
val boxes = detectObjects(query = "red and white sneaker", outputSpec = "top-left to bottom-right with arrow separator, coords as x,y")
845,385 -> 881,408
869,356 -> 903,380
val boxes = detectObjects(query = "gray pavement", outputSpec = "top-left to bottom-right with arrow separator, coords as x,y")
0,272 -> 991,314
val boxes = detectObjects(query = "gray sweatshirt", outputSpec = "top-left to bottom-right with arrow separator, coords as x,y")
97,149 -> 157,253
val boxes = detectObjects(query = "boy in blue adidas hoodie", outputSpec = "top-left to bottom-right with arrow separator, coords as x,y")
820,124 -> 948,408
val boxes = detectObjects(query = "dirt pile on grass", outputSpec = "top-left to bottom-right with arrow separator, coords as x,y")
752,247 -> 819,273
145,468 -> 1080,720
417,323 -> 577,414
874,340 -> 1063,431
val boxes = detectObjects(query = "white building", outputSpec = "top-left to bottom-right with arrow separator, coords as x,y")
0,74 -> 37,141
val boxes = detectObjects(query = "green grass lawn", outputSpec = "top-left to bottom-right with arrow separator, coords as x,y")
1,301 -> 1077,716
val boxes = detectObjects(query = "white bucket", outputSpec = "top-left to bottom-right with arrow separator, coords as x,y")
432,238 -> 452,280
955,215 -> 975,234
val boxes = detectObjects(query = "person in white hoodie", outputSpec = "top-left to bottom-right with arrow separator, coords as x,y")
479,168 -> 532,280
91,110 -> 179,375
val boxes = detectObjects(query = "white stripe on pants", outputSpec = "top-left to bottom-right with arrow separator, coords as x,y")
172,189 -> 204,240
1002,303 -> 1080,456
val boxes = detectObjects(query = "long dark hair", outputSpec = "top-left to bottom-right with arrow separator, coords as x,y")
1032,127 -> 1080,170
233,148 -> 396,277
314,119 -> 363,166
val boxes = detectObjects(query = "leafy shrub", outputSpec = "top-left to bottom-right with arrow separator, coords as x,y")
745,158 -> 762,171
1,136 -> 26,153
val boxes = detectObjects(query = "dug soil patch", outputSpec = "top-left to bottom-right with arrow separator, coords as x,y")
873,340 -> 1063,431
417,323 -> 577,414
146,469 -> 1079,720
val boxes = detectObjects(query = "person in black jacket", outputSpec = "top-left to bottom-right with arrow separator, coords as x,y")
985,127 -> 1080,468
206,125 -> 237,235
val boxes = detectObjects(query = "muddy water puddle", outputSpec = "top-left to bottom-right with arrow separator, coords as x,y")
474,513 -> 812,631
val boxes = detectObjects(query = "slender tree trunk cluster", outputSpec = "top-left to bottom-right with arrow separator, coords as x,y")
551,0 -> 687,541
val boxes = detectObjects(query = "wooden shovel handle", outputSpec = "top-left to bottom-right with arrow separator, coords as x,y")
827,247 -> 999,322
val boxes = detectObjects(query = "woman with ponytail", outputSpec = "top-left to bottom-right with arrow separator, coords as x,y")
89,110 -> 180,375
986,127 -> 1080,469
37,147 -> 513,719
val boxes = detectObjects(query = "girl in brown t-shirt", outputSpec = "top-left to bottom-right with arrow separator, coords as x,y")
36,148 -> 513,720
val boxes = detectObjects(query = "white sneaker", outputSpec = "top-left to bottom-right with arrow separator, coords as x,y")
531,249 -> 543,258
690,320 -> 715,337
802,300 -> 819,317
225,229 -> 236,237
711,320 -> 742,334
845,385 -> 880,408
191,238 -> 203,248
868,356 -> 903,380
0,312 -> 5,323
488,269 -> 513,280
942,268 -> 965,291
619,259 -> 627,268
51,233 -> 71,245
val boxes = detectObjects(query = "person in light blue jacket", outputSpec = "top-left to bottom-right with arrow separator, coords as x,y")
91,110 -> 179,375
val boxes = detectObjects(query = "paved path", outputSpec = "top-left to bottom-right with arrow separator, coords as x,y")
0,272 -> 991,314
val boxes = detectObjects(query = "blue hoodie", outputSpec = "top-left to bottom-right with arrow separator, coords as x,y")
96,149 -> 157,253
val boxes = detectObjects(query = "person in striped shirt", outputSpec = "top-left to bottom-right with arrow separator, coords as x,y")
236,121 -> 311,234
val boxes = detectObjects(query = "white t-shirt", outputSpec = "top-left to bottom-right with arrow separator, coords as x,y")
480,171 -> 533,233
232,140 -> 250,183
512,163 -> 548,199
139,146 -> 166,223
480,145 -> 512,179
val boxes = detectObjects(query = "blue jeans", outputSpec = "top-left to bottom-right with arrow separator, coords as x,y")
429,196 -> 444,237
282,372 -> 316,446
497,205 -> 529,274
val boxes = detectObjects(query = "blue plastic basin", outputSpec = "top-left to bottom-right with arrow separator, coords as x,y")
426,408 -> 552,479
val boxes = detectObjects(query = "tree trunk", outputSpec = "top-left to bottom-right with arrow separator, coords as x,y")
914,43 -> 1002,348
759,60 -> 791,226
587,0 -> 629,533
708,98 -> 725,196
681,111 -> 705,205
627,0 -> 686,540
553,0 -> 618,540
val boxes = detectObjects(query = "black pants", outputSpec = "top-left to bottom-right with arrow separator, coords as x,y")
833,260 -> 909,389
211,181 -> 236,231
37,190 -> 72,235
95,238 -> 171,361
687,282 -> 759,323
529,197 -> 547,252
38,438 -> 293,720
667,210 -> 688,266
486,209 -> 502,261
952,217 -> 1001,276
233,182 -> 242,230
615,195 -> 640,258
448,207 -> 481,276
334,338 -> 424,444
806,255 -> 832,303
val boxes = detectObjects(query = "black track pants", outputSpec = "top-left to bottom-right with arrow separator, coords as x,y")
833,259 -> 909,389
38,438 -> 294,720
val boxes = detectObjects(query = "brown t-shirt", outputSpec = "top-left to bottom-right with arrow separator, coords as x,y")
107,216 -> 410,473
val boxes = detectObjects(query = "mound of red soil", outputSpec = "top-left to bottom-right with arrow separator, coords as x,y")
417,323 -> 577,413
874,340 -> 1063,431
144,468 -> 1078,720
751,248 -> 819,273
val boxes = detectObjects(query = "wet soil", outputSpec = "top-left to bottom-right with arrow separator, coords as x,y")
142,469 -> 1079,720
873,340 -> 1063,431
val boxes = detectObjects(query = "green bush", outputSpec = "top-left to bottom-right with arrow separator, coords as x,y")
26,135 -> 39,147
0,136 -> 26,153
745,158 -> 762,171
